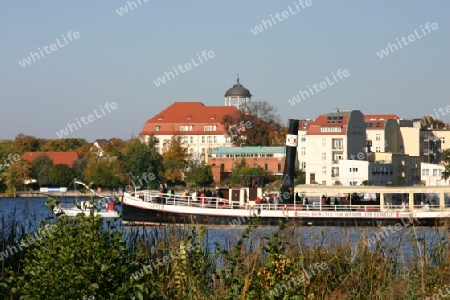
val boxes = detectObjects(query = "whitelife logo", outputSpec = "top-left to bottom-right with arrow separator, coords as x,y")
376,22 -> 439,59
153,50 -> 215,87
115,0 -> 149,16
287,69 -> 350,106
250,0 -> 313,35
18,31 -> 81,68
56,102 -> 118,138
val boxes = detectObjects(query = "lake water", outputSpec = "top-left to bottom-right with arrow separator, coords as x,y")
0,197 -> 447,259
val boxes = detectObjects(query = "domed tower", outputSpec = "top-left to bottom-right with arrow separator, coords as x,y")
224,77 -> 252,112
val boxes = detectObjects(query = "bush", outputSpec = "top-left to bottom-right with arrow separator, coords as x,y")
9,198 -> 145,300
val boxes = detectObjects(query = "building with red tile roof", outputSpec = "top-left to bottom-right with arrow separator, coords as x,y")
140,102 -> 240,163
21,152 -> 79,167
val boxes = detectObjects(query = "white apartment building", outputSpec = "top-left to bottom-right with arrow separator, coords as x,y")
364,114 -> 401,153
421,163 -> 449,186
298,110 -> 366,185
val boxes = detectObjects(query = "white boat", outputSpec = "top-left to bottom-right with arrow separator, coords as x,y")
53,179 -> 120,218
54,198 -> 120,218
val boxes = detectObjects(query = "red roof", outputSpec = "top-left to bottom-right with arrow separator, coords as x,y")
306,114 -> 350,135
21,152 -> 79,167
140,102 -> 239,135
364,114 -> 399,121
364,114 -> 399,130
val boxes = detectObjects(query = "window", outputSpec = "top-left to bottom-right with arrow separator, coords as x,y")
322,152 -> 326,161
433,169 -> 438,176
331,167 -> 339,177
220,164 -> 225,172
203,125 -> 216,131
278,164 -> 282,173
375,147 -> 381,152
155,126 -> 160,131
190,136 -> 194,144
322,138 -> 326,147
301,162 -> 306,169
422,169 -> 429,176
332,138 -> 343,149
350,181 -> 358,186
201,136 -> 205,144
350,168 -> 358,172
207,136 -> 212,143
213,136 -> 217,143
264,163 -> 268,171
322,166 -> 326,175
180,136 -> 187,143
301,147 -> 306,155
376,134 -> 381,141
301,135 -> 306,142
180,125 -> 190,131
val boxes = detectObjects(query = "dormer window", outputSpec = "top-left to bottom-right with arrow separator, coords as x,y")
155,126 -> 160,131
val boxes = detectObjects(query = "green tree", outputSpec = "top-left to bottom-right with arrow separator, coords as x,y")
48,164 -> 76,187
185,163 -> 214,186
228,159 -> 265,185
121,137 -> 163,187
441,149 -> 450,180
73,157 -> 88,180
30,154 -> 54,187
162,136 -> 188,180
83,157 -> 121,188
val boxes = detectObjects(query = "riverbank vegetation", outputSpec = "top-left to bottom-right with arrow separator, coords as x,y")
1,200 -> 450,299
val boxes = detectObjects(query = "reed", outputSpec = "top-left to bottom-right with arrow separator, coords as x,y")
2,204 -> 450,299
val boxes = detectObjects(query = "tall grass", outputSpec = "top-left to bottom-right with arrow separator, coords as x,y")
2,211 -> 450,299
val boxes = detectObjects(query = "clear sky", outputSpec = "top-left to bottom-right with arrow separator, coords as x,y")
1,0 -> 449,142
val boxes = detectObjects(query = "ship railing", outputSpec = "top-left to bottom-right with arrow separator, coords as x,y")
130,191 -> 387,212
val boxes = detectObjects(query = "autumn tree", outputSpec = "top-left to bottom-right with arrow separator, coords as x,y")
222,101 -> 285,146
420,115 -> 450,129
162,136 -> 188,181
41,138 -> 86,151
13,134 -> 42,153
2,160 -> 31,196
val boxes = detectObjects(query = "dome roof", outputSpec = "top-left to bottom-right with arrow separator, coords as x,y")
224,78 -> 252,98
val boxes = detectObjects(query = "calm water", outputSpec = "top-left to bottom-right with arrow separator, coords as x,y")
0,197 -> 447,258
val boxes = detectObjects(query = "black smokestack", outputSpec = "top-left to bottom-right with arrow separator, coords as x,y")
280,119 -> 299,203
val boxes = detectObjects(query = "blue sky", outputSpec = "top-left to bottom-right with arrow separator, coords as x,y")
1,0 -> 449,141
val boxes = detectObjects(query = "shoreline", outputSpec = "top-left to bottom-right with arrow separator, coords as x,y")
0,191 -> 119,198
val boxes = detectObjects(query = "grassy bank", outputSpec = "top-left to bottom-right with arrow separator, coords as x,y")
1,200 -> 450,299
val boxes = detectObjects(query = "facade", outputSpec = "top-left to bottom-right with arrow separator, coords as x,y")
371,152 -> 421,186
298,110 -> 366,185
431,129 -> 450,152
208,146 -> 285,183
140,102 -> 239,163
421,163 -> 449,186
364,114 -> 400,153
